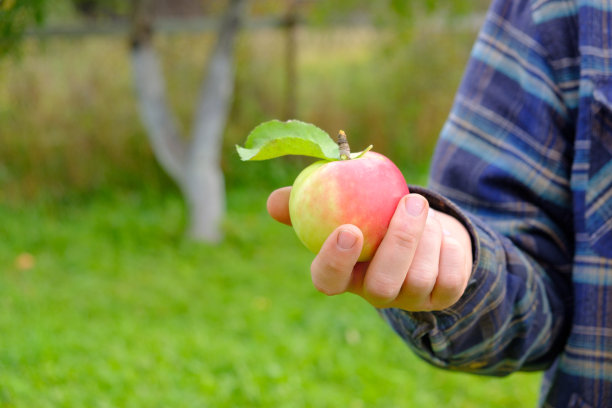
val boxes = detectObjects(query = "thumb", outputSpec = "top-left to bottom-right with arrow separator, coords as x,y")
267,186 -> 292,226
311,224 -> 364,296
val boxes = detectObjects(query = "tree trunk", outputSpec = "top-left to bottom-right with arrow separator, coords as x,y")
129,0 -> 246,243
186,0 -> 246,241
130,0 -> 186,187
131,45 -> 187,187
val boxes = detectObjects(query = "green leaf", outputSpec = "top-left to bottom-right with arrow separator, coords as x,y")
236,120 -> 340,161
350,145 -> 373,159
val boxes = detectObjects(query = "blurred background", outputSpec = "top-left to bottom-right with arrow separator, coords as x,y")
0,0 -> 542,406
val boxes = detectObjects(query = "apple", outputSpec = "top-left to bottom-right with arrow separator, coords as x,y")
236,120 -> 409,262
289,151 -> 409,262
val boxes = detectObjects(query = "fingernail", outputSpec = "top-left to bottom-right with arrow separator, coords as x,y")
443,229 -> 451,236
405,195 -> 426,216
337,230 -> 357,250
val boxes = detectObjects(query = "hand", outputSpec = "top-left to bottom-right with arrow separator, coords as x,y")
267,186 -> 473,311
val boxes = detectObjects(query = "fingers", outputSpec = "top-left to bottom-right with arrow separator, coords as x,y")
311,225 -> 363,296
304,192 -> 472,313
396,208 -> 443,310
362,194 -> 429,307
267,186 -> 292,226
429,235 -> 469,309
359,194 -> 470,311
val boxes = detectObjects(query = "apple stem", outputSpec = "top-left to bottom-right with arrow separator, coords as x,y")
337,130 -> 351,160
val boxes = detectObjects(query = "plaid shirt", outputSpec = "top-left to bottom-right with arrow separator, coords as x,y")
381,1 -> 612,407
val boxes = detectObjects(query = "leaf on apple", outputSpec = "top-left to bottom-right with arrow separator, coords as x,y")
236,120 -> 340,161
350,145 -> 373,159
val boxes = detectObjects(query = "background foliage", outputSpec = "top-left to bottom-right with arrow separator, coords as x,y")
0,0 -> 46,56
0,13 -> 480,202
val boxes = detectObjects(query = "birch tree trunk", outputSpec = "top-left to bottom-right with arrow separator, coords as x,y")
129,0 -> 246,242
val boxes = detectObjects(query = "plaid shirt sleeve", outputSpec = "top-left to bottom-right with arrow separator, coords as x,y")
380,0 -> 576,376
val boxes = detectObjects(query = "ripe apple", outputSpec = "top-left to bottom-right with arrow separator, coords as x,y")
289,150 -> 409,262
236,120 -> 409,262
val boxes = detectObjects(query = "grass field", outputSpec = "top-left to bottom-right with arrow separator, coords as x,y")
0,188 -> 542,407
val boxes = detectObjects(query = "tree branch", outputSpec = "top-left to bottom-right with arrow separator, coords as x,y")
190,0 -> 247,157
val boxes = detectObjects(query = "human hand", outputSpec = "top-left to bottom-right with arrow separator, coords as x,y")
267,187 -> 473,311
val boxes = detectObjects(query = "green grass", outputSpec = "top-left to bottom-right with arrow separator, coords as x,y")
0,188 -> 541,407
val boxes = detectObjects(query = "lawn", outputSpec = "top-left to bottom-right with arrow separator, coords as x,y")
0,187 -> 542,407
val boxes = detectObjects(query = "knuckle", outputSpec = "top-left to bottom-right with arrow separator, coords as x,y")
444,236 -> 464,256
439,269 -> 466,292
311,279 -> 341,296
325,257 -> 350,276
406,265 -> 437,292
388,228 -> 419,250
441,238 -> 467,272
310,258 -> 349,297
424,216 -> 442,235
365,276 -> 400,304
312,254 -> 344,277
431,246 -> 470,310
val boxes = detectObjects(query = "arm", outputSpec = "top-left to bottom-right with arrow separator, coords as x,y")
268,0 -> 574,375
381,0 -> 575,374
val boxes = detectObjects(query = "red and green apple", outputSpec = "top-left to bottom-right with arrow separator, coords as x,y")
236,120 -> 409,262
